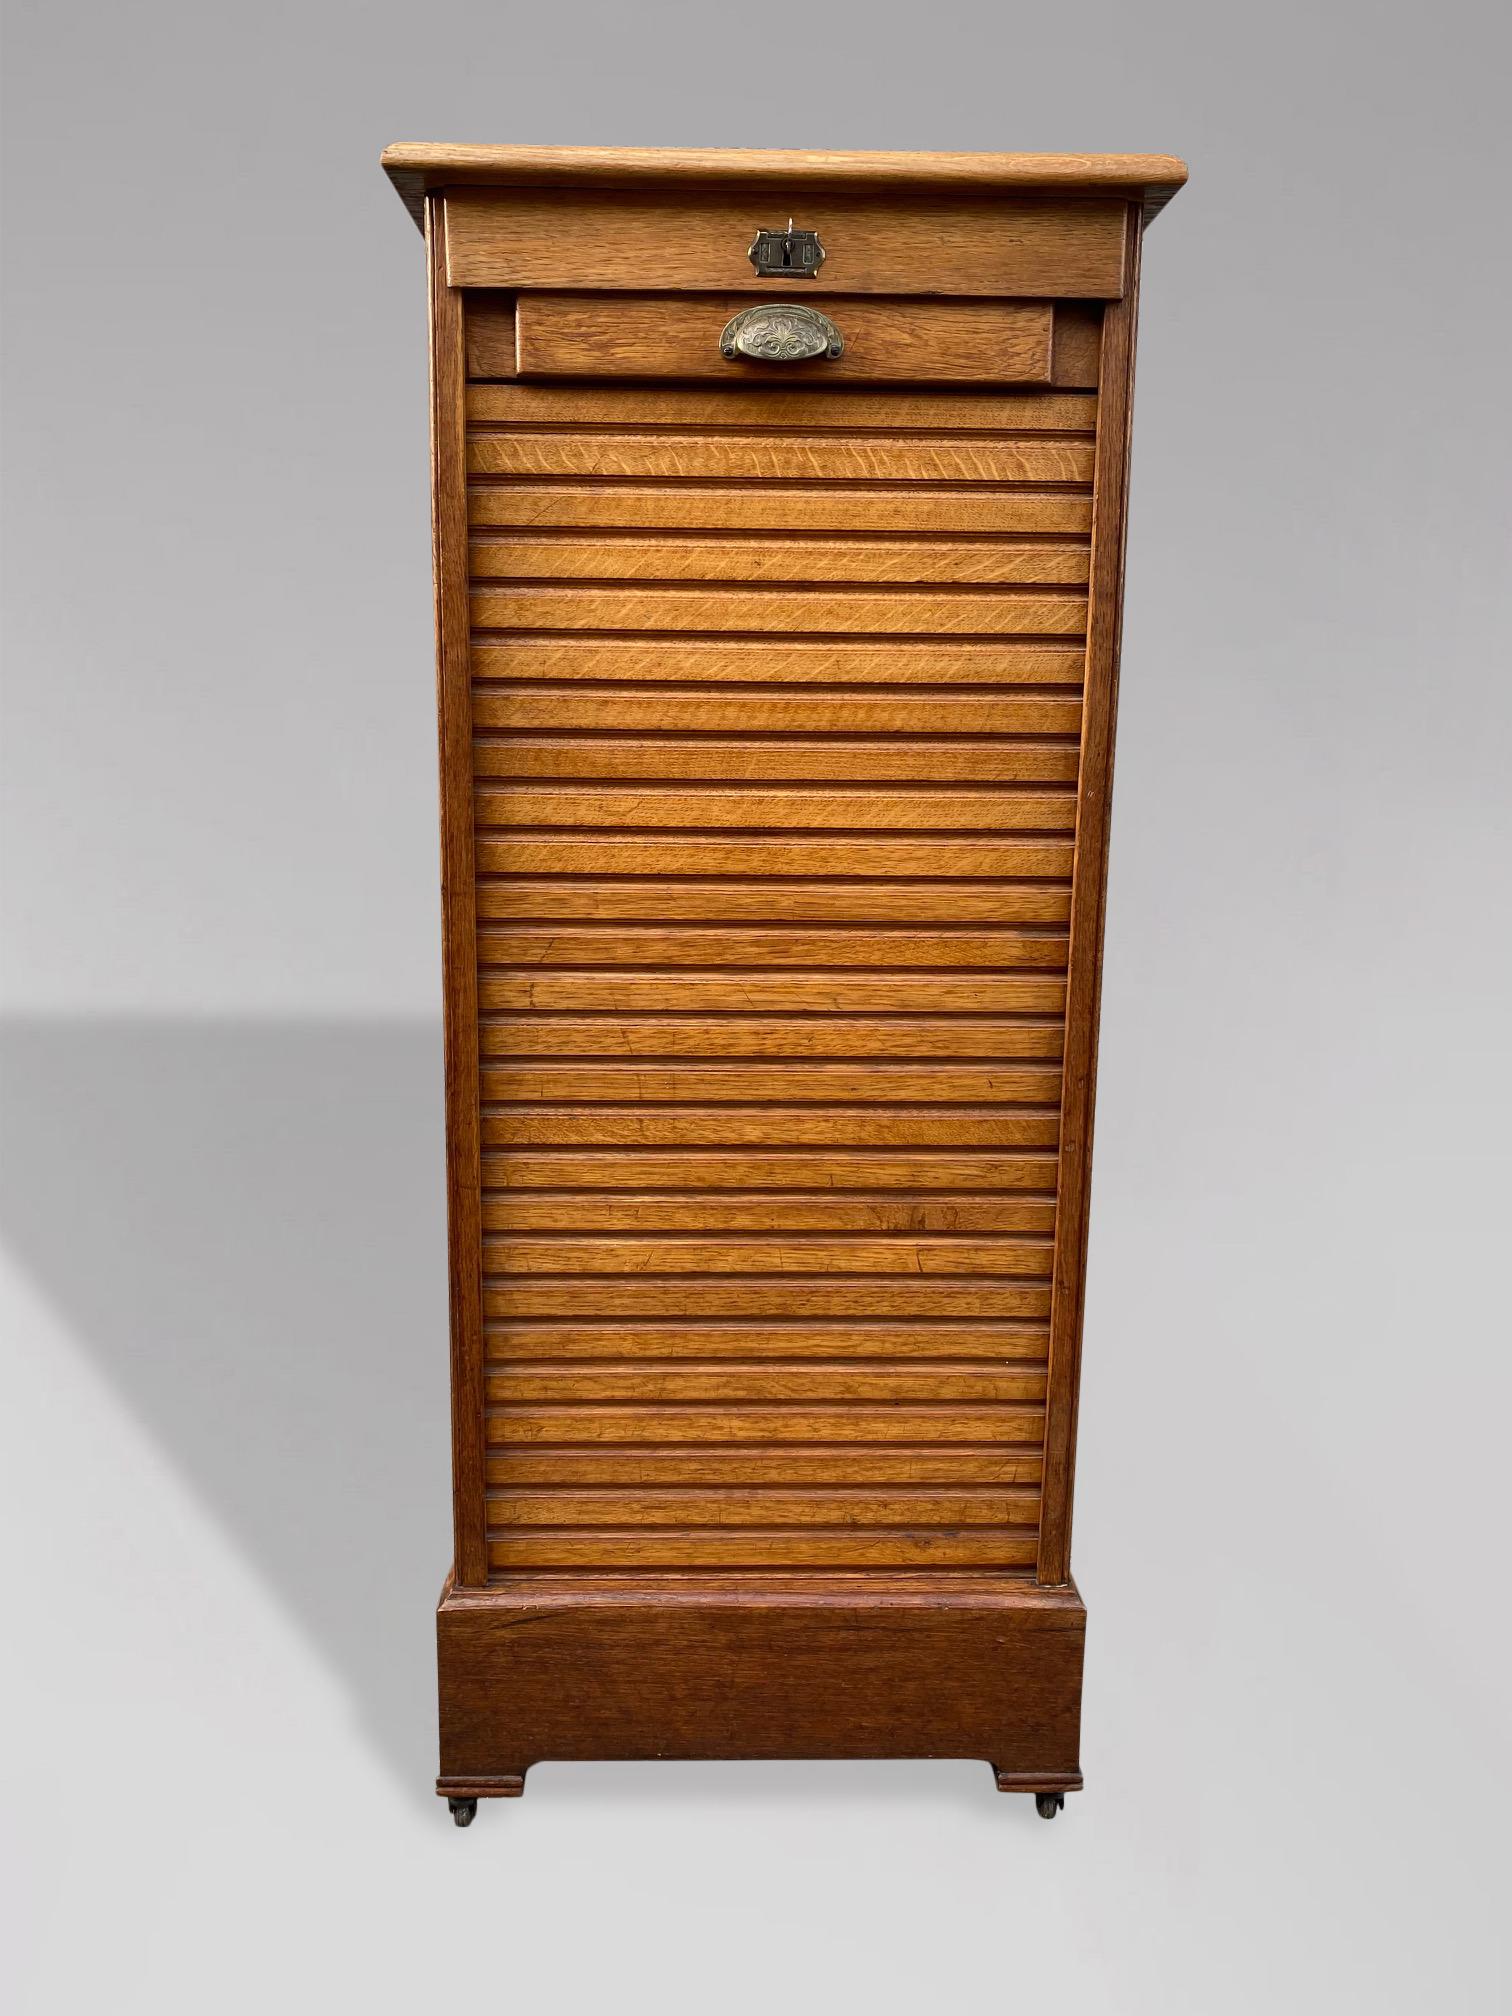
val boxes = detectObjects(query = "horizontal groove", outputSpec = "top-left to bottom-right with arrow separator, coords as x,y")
471,576 -> 1090,601
471,525 -> 1093,547
472,628 -> 1088,647
468,473 -> 1094,493
469,419 -> 1095,442
486,1439 -> 1046,1454
469,679 -> 1086,698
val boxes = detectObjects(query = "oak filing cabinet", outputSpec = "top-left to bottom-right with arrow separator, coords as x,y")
381,144 -> 1187,1822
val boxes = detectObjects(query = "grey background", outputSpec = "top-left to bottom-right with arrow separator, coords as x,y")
2,2 -> 1509,2011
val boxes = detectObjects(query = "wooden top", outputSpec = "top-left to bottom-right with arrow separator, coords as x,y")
381,144 -> 1188,232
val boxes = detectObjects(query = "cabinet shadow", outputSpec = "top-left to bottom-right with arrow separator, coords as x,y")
0,1016 -> 452,1803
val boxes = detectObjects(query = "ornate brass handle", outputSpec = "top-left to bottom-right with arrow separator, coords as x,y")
720,303 -> 844,364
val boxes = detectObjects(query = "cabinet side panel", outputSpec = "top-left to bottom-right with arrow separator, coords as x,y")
1037,206 -> 1143,1587
428,195 -> 488,1585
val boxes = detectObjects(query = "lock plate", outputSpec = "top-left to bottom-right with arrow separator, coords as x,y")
748,221 -> 826,279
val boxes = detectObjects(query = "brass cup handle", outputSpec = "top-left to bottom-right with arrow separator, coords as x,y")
720,303 -> 844,364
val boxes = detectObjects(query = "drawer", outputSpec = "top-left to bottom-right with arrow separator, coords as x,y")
505,291 -> 1057,386
443,187 -> 1128,297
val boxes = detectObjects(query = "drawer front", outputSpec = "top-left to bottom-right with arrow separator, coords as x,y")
505,292 -> 1053,386
444,186 -> 1128,297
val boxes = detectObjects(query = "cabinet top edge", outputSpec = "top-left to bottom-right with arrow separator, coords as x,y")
381,143 -> 1189,233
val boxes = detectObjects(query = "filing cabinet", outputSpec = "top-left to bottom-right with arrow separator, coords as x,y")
381,143 -> 1187,1819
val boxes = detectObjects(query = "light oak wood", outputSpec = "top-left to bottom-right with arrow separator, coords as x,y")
471,745 -> 1083,787
486,1401 -> 1047,1443
478,1017 -> 1065,1060
485,1530 -> 1041,1569
396,149 -> 1177,1795
477,973 -> 1067,1014
484,1316 -> 1052,1354
482,1233 -> 1054,1275
383,139 -> 1187,205
486,1365 -> 1048,1403
485,1282 -> 1055,1319
474,840 -> 1074,878
474,923 -> 1071,966
514,292 -> 1055,384
479,1110 -> 1063,1148
485,1445 -> 1047,1484
443,188 -> 1129,298
469,534 -> 1091,586
469,486 -> 1094,537
478,1063 -> 1065,1104
474,879 -> 1074,921
471,686 -> 1084,734
472,784 -> 1078,831
482,1191 -> 1058,1231
427,201 -> 489,1587
478,1149 -> 1062,1190
488,1486 -> 1043,1525
467,431 -> 1096,486
465,381 -> 1097,431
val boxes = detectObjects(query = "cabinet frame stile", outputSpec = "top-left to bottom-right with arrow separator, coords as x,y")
428,194 -> 488,1588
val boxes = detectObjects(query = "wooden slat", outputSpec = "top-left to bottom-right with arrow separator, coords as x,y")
485,1319 -> 1051,1356
481,1063 -> 1063,1105
515,293 -> 1055,386
472,741 -> 1083,786
486,1281 -> 1054,1318
477,974 -> 1067,1014
480,1110 -> 1061,1148
479,1149 -> 1061,1190
487,1401 -> 1047,1443
466,383 -> 1100,434
471,535 -> 1090,586
475,880 -> 1073,924
486,1446 -> 1045,1485
483,1234 -> 1053,1275
476,841 -> 1075,879
475,924 -> 1070,967
486,1365 -> 1047,1403
472,584 -> 1087,636
487,1486 -> 1042,1526
473,784 -> 1077,831
478,1018 -> 1065,1060
467,433 -> 1096,486
482,1189 -> 1058,1232
471,686 -> 1085,734
485,1529 -> 1040,1568
469,485 -> 1094,536
444,188 -> 1127,298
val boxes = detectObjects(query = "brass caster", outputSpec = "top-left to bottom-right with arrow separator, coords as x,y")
449,1797 -> 478,1828
1035,1793 -> 1065,1820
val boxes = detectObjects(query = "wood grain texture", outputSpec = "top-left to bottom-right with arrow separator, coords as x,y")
471,486 -> 1093,537
484,1447 -> 1047,1483
443,188 -> 1129,298
483,1314 -> 1052,1351
386,137 -> 1185,196
514,292 -> 1055,385
474,878 -> 1074,919
467,431 -> 1096,487
479,1148 -> 1060,1191
469,533 -> 1090,586
427,200 -> 488,1588
435,1570 -> 1086,1785
1038,207 -> 1141,1587
466,381 -> 1098,431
